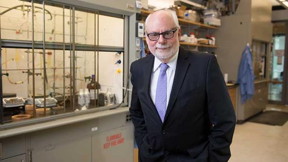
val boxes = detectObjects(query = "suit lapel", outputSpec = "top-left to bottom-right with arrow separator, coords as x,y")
142,55 -> 157,113
164,49 -> 190,121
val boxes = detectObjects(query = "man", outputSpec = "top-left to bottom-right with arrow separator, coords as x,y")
130,9 -> 236,162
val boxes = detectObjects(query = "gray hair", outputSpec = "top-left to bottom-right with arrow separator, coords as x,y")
145,9 -> 180,31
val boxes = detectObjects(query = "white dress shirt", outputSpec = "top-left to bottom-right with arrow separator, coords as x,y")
150,51 -> 179,108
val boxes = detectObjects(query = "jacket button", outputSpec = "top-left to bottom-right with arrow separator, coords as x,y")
162,130 -> 166,135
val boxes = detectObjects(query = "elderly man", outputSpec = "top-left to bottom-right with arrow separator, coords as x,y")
130,9 -> 236,162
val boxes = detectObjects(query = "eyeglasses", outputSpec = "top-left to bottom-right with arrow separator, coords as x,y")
146,28 -> 178,41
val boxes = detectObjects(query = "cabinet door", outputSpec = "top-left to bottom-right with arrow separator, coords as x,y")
243,82 -> 268,119
228,87 -> 237,111
0,136 -> 26,159
29,123 -> 92,162
1,154 -> 26,162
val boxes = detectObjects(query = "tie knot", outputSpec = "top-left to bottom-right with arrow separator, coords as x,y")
160,63 -> 169,72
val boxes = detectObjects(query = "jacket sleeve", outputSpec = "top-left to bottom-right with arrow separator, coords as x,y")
206,55 -> 236,162
129,62 -> 147,147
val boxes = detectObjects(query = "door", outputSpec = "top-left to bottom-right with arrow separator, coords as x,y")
268,34 -> 287,104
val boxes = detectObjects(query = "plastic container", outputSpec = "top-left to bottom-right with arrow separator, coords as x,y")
84,88 -> 90,107
78,89 -> 85,107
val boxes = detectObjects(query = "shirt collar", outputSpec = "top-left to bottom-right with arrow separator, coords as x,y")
153,49 -> 179,72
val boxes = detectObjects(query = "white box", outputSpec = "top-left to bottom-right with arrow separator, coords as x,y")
204,17 -> 221,26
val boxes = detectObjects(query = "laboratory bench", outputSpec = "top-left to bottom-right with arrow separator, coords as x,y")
0,107 -> 134,162
226,80 -> 269,123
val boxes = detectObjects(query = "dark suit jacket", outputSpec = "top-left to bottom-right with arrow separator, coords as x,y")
130,48 -> 236,162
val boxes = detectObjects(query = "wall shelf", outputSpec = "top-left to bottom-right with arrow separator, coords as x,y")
180,41 -> 217,48
140,9 -> 151,15
178,18 -> 218,29
140,9 -> 218,29
174,0 -> 207,10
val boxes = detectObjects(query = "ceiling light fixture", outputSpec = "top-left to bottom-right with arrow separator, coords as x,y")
277,0 -> 288,8
283,2 -> 288,7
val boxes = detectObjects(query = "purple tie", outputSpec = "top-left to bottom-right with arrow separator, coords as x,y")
155,63 -> 169,122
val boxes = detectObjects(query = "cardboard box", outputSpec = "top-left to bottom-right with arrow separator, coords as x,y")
204,17 -> 221,26
176,5 -> 186,18
184,10 -> 200,22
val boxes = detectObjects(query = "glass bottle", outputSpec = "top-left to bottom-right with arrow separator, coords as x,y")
87,75 -> 101,106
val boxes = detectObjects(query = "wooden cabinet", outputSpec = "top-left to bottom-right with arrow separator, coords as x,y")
228,85 -> 237,111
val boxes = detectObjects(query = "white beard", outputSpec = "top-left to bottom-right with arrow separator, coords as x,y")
154,43 -> 179,61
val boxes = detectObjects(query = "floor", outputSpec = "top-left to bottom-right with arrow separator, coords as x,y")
230,104 -> 288,162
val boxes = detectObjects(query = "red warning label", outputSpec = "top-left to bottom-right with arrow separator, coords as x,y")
103,133 -> 125,149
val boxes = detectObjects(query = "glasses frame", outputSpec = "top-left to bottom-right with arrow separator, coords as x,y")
146,28 -> 178,41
